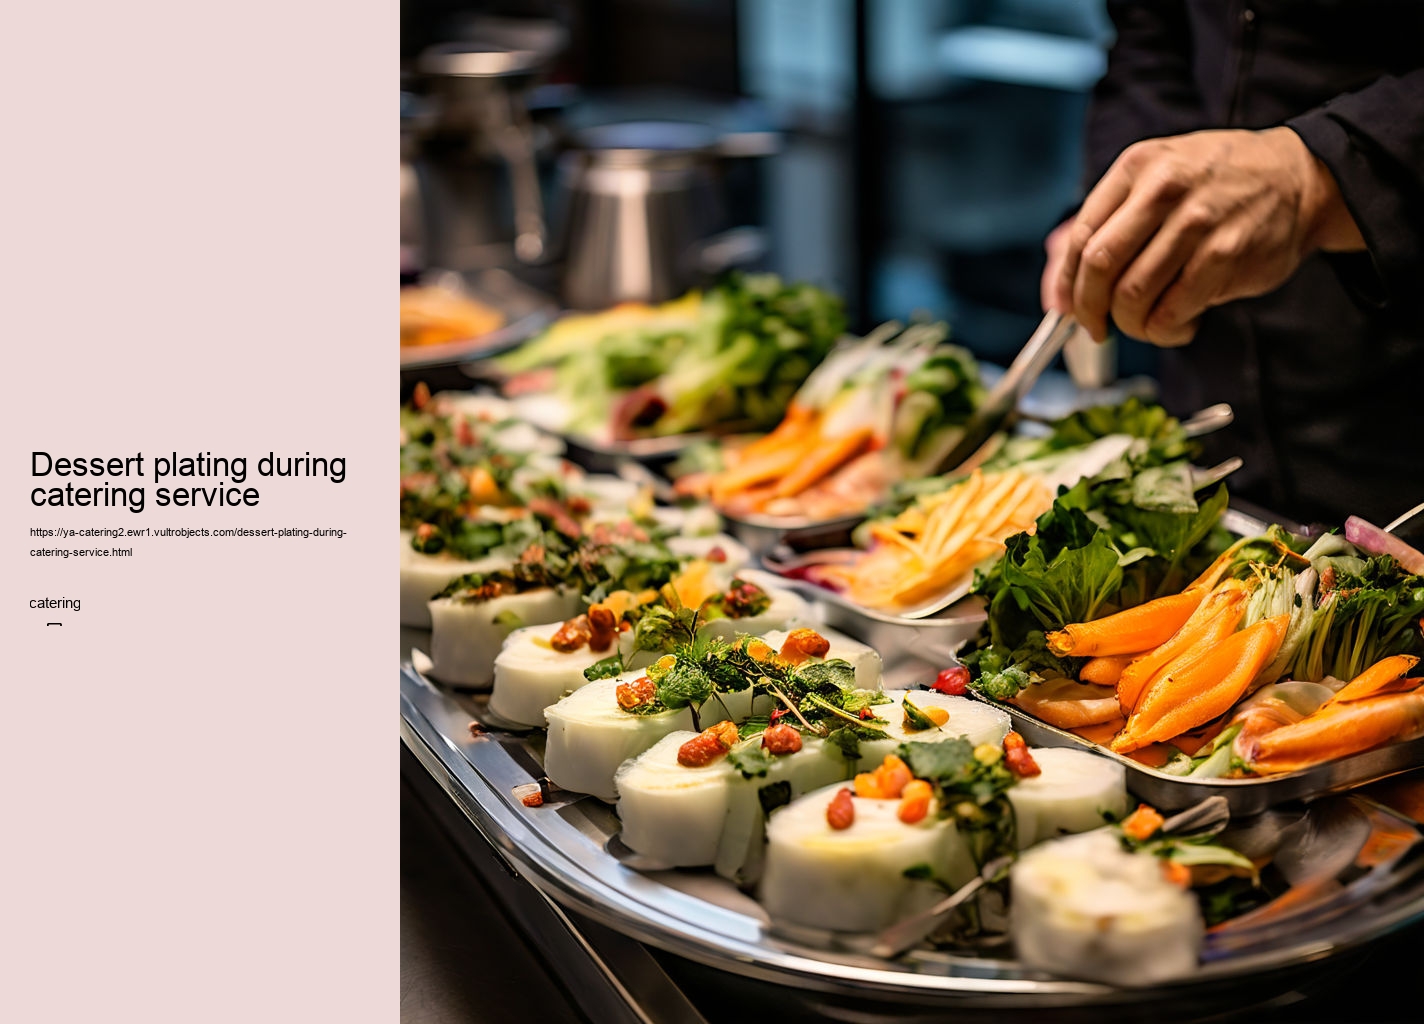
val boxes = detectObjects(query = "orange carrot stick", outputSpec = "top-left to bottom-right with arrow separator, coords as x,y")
1182,535 -> 1259,595
1247,693 -> 1424,775
771,427 -> 873,499
1046,590 -> 1204,658
1111,614 -> 1290,753
1115,582 -> 1250,714
710,444 -> 812,501
735,404 -> 816,461
1327,655 -> 1421,706
1079,655 -> 1137,686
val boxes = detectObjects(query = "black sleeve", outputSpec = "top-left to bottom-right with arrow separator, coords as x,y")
1083,1 -> 1205,190
1286,70 -> 1424,324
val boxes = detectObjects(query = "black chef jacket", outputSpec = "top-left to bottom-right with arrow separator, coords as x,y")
1085,0 -> 1424,527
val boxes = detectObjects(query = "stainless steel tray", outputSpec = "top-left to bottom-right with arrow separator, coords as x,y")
401,663 -> 1424,1009
754,511 -> 1270,693
401,268 -> 558,371
972,691 -> 1424,815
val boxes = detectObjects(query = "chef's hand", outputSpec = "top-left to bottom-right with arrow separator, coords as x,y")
1044,127 -> 1365,346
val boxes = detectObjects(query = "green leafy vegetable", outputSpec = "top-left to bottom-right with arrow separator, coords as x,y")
758,781 -> 792,816
727,743 -> 775,779
900,739 -> 1018,866
583,655 -> 626,682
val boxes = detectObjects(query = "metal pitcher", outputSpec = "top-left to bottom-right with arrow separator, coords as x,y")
558,120 -> 775,310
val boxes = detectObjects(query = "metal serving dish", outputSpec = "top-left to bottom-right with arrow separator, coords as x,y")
549,428 -> 713,476
400,663 -> 1424,1012
973,694 -> 1424,816
401,268 -> 557,371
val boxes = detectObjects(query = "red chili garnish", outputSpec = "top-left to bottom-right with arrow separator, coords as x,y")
931,666 -> 970,696
761,723 -> 803,755
858,708 -> 874,721
768,708 -> 789,725
706,545 -> 727,563
1003,731 -> 1041,777
826,787 -> 855,830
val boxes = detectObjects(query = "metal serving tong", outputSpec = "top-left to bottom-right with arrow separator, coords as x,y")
930,311 -> 1081,476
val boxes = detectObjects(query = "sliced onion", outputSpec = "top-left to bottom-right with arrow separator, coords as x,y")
1344,516 -> 1424,575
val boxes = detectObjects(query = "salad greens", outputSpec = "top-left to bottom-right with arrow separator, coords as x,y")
497,273 -> 845,439
620,631 -> 889,739
433,518 -> 685,606
963,459 -> 1231,699
900,739 -> 1018,868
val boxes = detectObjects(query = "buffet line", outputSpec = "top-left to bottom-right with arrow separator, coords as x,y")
399,274 -> 1424,1000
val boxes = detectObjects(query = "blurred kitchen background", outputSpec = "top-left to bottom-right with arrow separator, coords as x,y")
401,0 -> 1156,375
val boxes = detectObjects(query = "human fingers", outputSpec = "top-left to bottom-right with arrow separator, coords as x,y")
1054,164 -> 1135,318
1109,202 -> 1215,340
1142,234 -> 1244,346
1070,184 -> 1177,341
1040,221 -> 1072,313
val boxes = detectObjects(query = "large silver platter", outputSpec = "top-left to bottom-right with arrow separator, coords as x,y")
401,662 -> 1424,1010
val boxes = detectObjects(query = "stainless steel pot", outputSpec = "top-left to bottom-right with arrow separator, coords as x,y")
558,120 -> 775,310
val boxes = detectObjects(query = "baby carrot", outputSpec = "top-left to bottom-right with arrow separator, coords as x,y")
1079,654 -> 1137,686
1181,535 -> 1259,595
771,427 -> 873,499
1327,655 -> 1421,706
710,445 -> 810,501
1046,590 -> 1204,657
1115,582 -> 1250,714
1248,692 -> 1424,775
1112,614 -> 1290,753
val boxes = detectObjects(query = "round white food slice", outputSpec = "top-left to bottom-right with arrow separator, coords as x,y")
856,691 -> 1011,770
427,588 -> 583,688
488,625 -> 644,728
759,626 -> 884,691
399,532 -> 508,628
759,783 -> 972,934
1011,829 -> 1203,986
615,731 -> 736,867
544,674 -> 714,802
1007,747 -> 1128,850
579,475 -> 643,512
713,737 -> 851,885
669,533 -> 751,573
700,585 -> 811,643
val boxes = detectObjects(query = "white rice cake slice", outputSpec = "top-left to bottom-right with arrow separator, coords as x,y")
544,674 -> 734,802
1007,746 -> 1129,849
614,731 -> 737,867
857,691 -> 1011,769
759,626 -> 883,691
488,626 -> 645,728
1011,829 -> 1203,986
426,588 -> 583,688
759,782 -> 973,934
399,532 -> 509,628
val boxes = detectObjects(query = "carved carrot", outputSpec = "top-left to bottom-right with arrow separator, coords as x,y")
1247,692 -> 1424,775
1079,654 -> 1138,687
1115,581 -> 1251,714
1046,590 -> 1204,658
1111,614 -> 1290,753
1326,655 -> 1421,706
